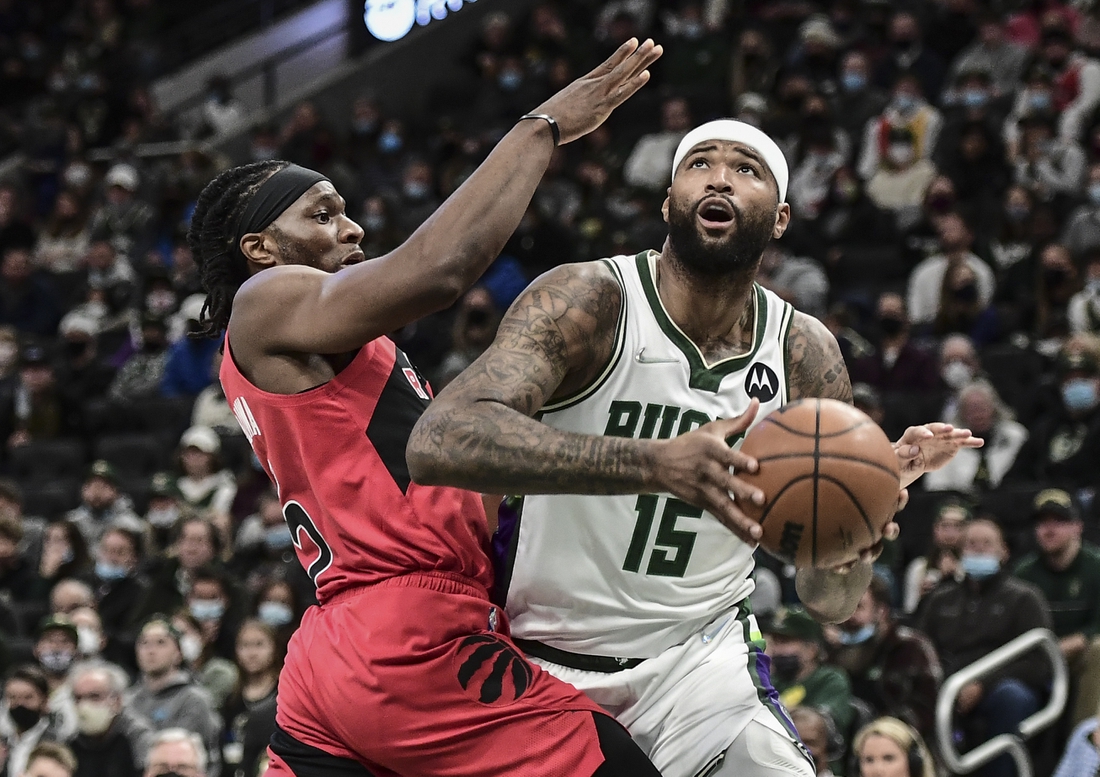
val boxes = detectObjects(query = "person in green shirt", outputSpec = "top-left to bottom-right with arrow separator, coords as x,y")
765,606 -> 854,770
1014,488 -> 1100,724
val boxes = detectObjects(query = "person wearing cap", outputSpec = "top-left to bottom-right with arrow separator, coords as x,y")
1014,488 -> 1100,724
65,460 -> 142,546
160,299 -> 219,399
126,618 -> 222,775
902,499 -> 971,615
763,606 -> 853,761
56,309 -> 114,412
88,163 -> 154,259
1012,340 -> 1100,491
1035,20 -> 1100,143
918,519 -> 1052,777
174,426 -> 236,545
141,472 -> 188,551
33,615 -> 79,695
0,343 -> 80,450
189,349 -> 240,437
411,116 -> 980,776
1012,108 -> 1087,200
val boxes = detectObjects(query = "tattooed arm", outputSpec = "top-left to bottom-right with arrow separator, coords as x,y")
407,261 -> 768,542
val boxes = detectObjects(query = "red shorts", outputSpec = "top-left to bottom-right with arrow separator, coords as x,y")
264,572 -> 608,777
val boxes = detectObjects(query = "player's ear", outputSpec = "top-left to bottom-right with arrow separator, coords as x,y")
661,193 -> 670,223
240,232 -> 276,269
772,203 -> 791,239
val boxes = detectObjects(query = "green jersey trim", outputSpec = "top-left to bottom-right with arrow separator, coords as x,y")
635,251 -> 769,393
779,302 -> 795,403
543,259 -> 629,413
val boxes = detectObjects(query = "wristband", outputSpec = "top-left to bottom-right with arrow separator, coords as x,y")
518,113 -> 560,147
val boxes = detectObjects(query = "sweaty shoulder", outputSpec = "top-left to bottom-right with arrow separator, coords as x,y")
228,265 -> 326,356
499,260 -> 624,403
785,310 -> 852,403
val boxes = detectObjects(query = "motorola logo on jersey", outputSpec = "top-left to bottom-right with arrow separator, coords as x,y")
454,634 -> 532,706
744,362 -> 779,402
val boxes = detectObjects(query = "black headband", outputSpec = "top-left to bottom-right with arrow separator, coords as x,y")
234,164 -> 329,250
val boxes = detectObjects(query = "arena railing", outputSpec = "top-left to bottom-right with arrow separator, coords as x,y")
934,628 -> 1068,777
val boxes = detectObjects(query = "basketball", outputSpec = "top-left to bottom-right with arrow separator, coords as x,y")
738,398 -> 900,568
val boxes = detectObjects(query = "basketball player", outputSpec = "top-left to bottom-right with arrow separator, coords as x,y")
407,120 -> 982,777
189,40 -> 677,777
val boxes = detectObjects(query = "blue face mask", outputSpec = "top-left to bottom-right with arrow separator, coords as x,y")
95,561 -> 128,581
1028,92 -> 1052,112
377,132 -> 403,154
1062,378 -> 1099,412
189,599 -> 225,622
962,89 -> 988,109
841,72 -> 867,93
838,623 -> 876,645
893,94 -> 918,114
1088,183 -> 1100,205
258,601 -> 294,627
498,71 -> 523,91
961,553 -> 1001,579
264,525 -> 294,550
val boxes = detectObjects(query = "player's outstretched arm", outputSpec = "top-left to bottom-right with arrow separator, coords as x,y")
407,262 -> 767,543
232,39 -> 662,355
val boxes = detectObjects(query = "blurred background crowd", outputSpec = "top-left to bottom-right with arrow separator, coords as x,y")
0,0 -> 1100,776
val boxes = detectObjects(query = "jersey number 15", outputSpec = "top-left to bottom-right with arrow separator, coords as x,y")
622,495 -> 703,578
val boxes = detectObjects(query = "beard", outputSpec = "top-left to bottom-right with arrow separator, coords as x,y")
666,194 -> 776,279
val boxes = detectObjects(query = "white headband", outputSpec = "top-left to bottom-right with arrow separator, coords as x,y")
671,119 -> 789,203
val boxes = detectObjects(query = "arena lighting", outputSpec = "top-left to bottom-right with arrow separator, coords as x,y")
363,0 -> 477,42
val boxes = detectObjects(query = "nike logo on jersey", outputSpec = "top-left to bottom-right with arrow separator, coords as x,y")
634,347 -> 679,364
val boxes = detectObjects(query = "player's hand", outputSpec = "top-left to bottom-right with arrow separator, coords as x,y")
894,423 -> 984,487
529,38 -> 663,145
651,398 -> 765,545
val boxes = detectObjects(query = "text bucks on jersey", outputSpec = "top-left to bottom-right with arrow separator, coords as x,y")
500,251 -> 795,658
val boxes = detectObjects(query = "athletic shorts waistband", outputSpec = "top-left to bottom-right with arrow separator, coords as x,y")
321,571 -> 490,608
514,638 -> 646,673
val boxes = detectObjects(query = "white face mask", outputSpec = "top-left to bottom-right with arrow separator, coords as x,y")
75,700 -> 115,735
77,627 -> 102,656
887,143 -> 915,166
942,361 -> 974,390
180,633 -> 202,663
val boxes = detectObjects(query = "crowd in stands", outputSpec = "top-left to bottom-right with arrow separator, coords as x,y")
2,0 -> 1100,776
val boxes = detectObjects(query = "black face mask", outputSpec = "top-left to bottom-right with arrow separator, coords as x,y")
1045,268 -> 1069,287
65,340 -> 90,359
151,772 -> 187,777
9,704 -> 42,731
771,653 -> 803,682
878,315 -> 905,337
954,283 -> 979,303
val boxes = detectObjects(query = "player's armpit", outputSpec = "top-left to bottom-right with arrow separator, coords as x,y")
786,312 -> 853,404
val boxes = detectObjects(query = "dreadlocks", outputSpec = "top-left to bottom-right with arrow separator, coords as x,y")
186,160 -> 289,338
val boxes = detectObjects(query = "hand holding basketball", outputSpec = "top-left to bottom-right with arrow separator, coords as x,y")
650,399 -> 766,545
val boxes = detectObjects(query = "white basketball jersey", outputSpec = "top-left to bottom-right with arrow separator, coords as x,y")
500,251 -> 795,658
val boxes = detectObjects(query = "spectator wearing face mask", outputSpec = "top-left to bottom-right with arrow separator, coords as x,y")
1025,241 -> 1081,349
55,311 -> 114,408
1068,250 -> 1100,336
161,298 -> 219,399
950,14 -> 1029,99
1014,344 -> 1100,493
90,526 -> 149,673
138,518 -> 222,627
108,313 -> 169,402
34,522 -> 91,604
88,165 -> 155,260
170,612 -> 237,711
31,616 -> 79,738
1060,163 -> 1100,260
989,185 -> 1042,300
859,73 -> 943,184
142,474 -> 189,553
763,607 -> 853,771
917,519 -> 1053,777
851,292 -> 939,396
1038,22 -> 1100,143
873,10 -> 947,99
390,158 -> 441,235
1,666 -> 65,777
1013,111 -> 1086,203
924,380 -> 1028,493
189,350 -> 237,437
834,51 -> 888,145
251,580 -> 304,652
825,576 -> 942,739
903,500 -> 971,615
907,212 -> 996,327
185,569 -> 242,662
0,345 -> 82,451
931,258 -> 1003,346
1005,63 -> 1059,163
66,461 -> 143,545
69,606 -> 107,661
65,661 -> 154,777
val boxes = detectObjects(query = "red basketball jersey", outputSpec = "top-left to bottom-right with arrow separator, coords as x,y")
220,334 -> 493,604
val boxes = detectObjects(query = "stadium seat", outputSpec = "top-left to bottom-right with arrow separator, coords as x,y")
217,432 -> 253,475
979,344 -> 1046,420
9,439 -> 87,487
21,478 -> 82,520
133,395 -> 196,446
83,397 -> 142,438
94,432 -> 169,481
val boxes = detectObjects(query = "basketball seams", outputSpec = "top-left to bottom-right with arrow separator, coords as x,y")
811,400 -> 821,566
750,452 -> 900,480
761,418 -> 869,439
815,474 -> 878,541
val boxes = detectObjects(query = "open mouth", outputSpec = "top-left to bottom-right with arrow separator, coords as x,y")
697,197 -> 736,229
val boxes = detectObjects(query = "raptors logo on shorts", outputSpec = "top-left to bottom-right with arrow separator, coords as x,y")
454,634 -> 533,706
